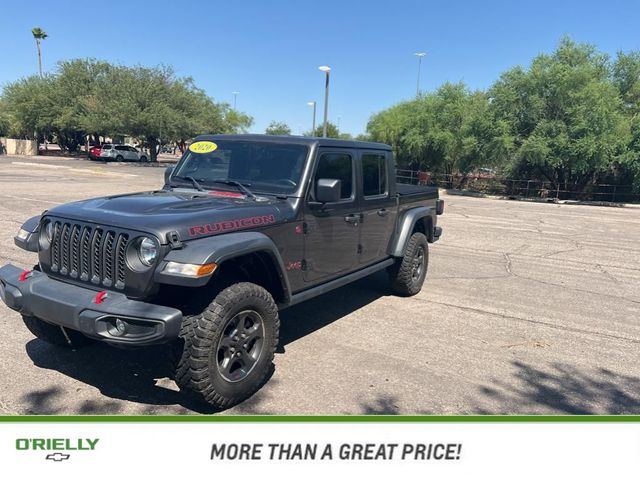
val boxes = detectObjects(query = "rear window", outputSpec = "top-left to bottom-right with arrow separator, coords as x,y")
362,153 -> 388,197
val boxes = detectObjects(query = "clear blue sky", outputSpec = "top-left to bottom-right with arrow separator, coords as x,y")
2,0 -> 639,135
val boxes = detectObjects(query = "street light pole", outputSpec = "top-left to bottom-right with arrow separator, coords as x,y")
232,91 -> 239,110
319,66 -> 331,137
307,101 -> 317,135
414,52 -> 426,97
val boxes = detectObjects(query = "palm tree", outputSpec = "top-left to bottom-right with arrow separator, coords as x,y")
31,27 -> 48,78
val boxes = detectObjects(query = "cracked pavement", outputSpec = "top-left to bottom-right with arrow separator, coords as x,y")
0,155 -> 639,415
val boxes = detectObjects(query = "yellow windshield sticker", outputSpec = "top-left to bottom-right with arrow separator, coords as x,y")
189,141 -> 217,154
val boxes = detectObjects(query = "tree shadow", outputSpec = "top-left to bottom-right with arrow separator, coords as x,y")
474,361 -> 640,414
359,394 -> 402,415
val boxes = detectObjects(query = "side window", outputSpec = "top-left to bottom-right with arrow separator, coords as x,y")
314,153 -> 353,200
115,146 -> 125,151
362,153 -> 388,197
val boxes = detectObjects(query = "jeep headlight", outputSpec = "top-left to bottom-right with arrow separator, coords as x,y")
138,237 -> 158,266
38,220 -> 54,250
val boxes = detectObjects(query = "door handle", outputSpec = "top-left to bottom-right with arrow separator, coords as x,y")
377,208 -> 389,217
344,214 -> 360,225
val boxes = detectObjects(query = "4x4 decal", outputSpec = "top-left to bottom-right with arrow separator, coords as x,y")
188,214 -> 276,236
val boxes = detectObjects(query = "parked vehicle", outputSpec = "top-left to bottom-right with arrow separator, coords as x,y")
88,145 -> 102,160
99,144 -> 148,162
0,134 -> 443,409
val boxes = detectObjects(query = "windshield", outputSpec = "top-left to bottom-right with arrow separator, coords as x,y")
172,140 -> 309,195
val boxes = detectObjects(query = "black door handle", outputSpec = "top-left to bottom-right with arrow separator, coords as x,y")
377,208 -> 389,217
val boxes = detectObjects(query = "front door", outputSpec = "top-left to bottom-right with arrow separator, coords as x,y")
303,150 -> 360,284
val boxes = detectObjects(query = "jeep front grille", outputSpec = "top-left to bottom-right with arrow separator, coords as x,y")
49,221 -> 129,289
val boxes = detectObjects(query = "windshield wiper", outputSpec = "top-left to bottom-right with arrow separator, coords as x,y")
172,175 -> 204,192
211,180 -> 257,200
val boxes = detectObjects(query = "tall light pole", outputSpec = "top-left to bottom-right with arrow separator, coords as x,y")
307,101 -> 317,136
232,91 -> 239,110
319,66 -> 331,137
414,52 -> 426,97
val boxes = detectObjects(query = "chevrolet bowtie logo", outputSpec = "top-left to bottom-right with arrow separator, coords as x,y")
46,452 -> 71,462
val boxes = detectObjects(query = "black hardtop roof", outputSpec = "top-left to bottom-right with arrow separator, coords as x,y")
194,134 -> 392,151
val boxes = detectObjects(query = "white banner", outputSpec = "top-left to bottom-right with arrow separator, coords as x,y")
1,422 -> 639,479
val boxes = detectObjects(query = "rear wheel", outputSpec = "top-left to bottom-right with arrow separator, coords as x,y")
22,315 -> 94,348
388,232 -> 429,296
174,282 -> 279,409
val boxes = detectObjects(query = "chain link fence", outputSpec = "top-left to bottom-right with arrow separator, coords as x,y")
396,169 -> 640,203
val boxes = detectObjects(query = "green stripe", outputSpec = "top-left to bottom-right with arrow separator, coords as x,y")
0,415 -> 639,422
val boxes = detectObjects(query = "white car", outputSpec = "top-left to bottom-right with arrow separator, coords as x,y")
99,144 -> 149,162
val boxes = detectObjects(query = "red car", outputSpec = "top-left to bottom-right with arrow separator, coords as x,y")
88,145 -> 102,160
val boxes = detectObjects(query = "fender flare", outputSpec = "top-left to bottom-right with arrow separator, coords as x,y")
15,215 -> 42,252
154,231 -> 291,303
388,207 -> 434,257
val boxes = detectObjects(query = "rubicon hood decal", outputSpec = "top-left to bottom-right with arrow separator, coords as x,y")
188,214 -> 276,236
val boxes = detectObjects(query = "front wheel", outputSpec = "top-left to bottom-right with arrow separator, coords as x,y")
388,232 -> 429,296
174,282 -> 280,409
139,155 -> 148,162
115,155 -> 124,162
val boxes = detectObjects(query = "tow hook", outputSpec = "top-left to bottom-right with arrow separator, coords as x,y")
18,270 -> 33,282
94,291 -> 109,304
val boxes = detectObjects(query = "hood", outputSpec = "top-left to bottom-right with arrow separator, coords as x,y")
44,189 -> 293,244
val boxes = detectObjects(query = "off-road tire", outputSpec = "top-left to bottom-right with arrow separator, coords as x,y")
174,282 -> 280,409
388,232 -> 429,296
22,315 -> 94,348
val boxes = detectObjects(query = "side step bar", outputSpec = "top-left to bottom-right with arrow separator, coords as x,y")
283,258 -> 395,309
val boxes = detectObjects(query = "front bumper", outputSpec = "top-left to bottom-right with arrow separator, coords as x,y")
0,264 -> 182,346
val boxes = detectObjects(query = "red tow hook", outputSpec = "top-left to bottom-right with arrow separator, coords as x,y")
94,291 -> 108,305
18,270 -> 33,282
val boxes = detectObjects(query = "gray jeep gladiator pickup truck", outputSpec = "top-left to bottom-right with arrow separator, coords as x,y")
0,134 -> 443,408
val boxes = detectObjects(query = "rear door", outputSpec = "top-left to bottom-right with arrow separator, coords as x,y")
358,150 -> 395,265
303,149 -> 360,284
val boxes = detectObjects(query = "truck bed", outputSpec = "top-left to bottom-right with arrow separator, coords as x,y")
397,183 -> 439,202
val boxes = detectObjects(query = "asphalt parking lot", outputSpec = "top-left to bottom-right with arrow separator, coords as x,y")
0,155 -> 638,415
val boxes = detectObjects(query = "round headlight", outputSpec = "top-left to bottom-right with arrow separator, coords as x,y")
45,221 -> 54,241
39,220 -> 54,250
138,237 -> 158,266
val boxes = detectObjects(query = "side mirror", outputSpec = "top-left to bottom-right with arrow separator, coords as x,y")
316,178 -> 342,203
164,166 -> 175,185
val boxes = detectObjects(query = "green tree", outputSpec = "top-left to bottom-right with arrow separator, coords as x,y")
306,121 -> 341,138
368,83 -> 509,176
490,37 -> 630,190
1,75 -> 56,140
31,27 -> 48,78
265,121 -> 291,135
1,59 -> 253,158
613,51 -> 640,114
